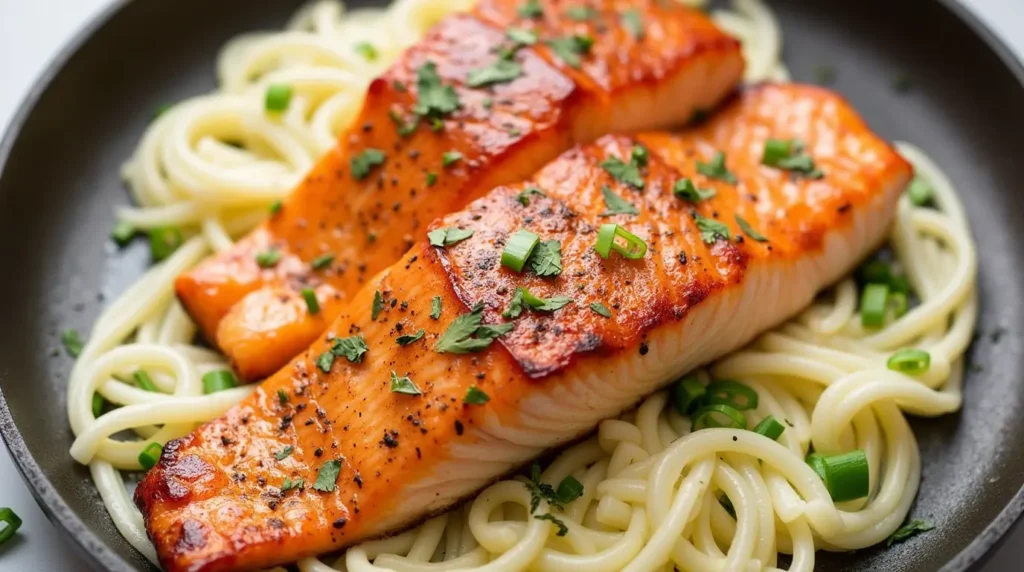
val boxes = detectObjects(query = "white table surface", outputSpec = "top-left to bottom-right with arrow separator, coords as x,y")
1,0 -> 1023,570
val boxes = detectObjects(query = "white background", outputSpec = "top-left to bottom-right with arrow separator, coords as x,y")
1,0 -> 1022,570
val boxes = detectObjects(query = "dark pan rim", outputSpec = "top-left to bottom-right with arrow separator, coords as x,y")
1,1 -> 1023,571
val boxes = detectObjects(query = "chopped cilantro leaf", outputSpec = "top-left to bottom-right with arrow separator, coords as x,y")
316,351 -> 335,373
274,446 -> 293,461
332,335 -> 368,363
413,62 -> 460,119
428,227 -> 474,247
527,239 -> 563,277
467,60 -> 523,87
430,296 -> 443,320
389,371 -> 422,395
601,157 -> 644,189
395,329 -> 426,346
464,385 -> 490,405
546,35 -> 594,69
600,184 -> 639,216
518,0 -> 543,18
507,27 -> 538,46
696,151 -> 737,184
735,215 -> 768,242
695,214 -> 731,244
590,302 -> 612,318
517,186 -> 546,206
371,290 -> 384,321
312,459 -> 342,492
350,148 -> 386,180
887,519 -> 933,546
435,303 -> 514,354
442,150 -> 463,167
673,178 -> 716,202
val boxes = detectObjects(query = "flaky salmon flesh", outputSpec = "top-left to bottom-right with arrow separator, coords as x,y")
175,0 -> 745,381
135,83 -> 914,572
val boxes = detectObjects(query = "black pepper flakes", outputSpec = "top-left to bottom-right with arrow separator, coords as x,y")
639,342 -> 649,356
454,420 -> 464,436
333,518 -> 348,529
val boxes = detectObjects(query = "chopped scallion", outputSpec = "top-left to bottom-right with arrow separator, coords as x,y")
501,229 -> 540,272
753,415 -> 786,441
691,404 -> 747,431
672,377 -> 706,416
860,283 -> 890,328
887,348 -> 931,375
133,370 -> 158,392
138,442 -> 163,470
594,223 -> 647,260
0,507 -> 22,545
809,450 -> 870,503
265,84 -> 293,112
149,226 -> 183,261
301,287 -> 320,315
202,370 -> 238,394
706,380 -> 758,410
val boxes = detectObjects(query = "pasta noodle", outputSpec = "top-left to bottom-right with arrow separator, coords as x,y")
65,0 -> 977,570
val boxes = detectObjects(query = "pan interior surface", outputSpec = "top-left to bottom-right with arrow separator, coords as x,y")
1,0 -> 1023,571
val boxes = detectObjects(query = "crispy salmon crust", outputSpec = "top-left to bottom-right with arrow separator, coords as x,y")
175,0 -> 744,381
137,84 -> 912,572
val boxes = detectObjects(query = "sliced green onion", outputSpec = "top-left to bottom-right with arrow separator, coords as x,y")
762,139 -> 792,166
705,380 -> 758,410
311,253 -> 335,270
501,229 -> 540,272
887,349 -> 931,375
301,287 -> 320,315
907,176 -> 933,206
555,475 -> 585,503
671,377 -> 706,415
889,292 -> 909,318
691,404 -> 747,431
0,507 -> 23,545
138,442 -> 163,470
594,223 -> 647,260
857,259 -> 891,285
824,450 -> 869,502
133,370 -> 158,392
149,226 -> 183,261
92,392 -> 104,417
111,220 -> 135,246
256,250 -> 281,268
860,283 -> 889,328
202,370 -> 238,394
753,416 -> 786,441
265,83 -> 293,112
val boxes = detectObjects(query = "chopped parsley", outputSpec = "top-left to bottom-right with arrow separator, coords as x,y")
887,519 -> 933,546
590,302 -> 612,318
673,178 -> 716,202
467,60 -> 523,87
350,148 -> 386,180
413,62 -> 460,119
546,35 -> 594,69
528,239 -> 563,277
390,371 -> 422,395
430,296 -> 443,320
521,288 -> 572,312
507,27 -> 538,46
518,0 -> 543,18
62,329 -> 84,358
566,5 -> 596,20
503,287 -> 525,319
442,150 -> 463,167
311,252 -> 335,270
281,477 -> 303,492
371,291 -> 384,321
388,109 -> 419,137
332,335 -> 368,363
426,172 -> 438,187
761,139 -> 824,179
622,9 -> 644,39
696,151 -> 737,184
435,303 -> 514,354
316,351 -> 335,373
600,185 -> 639,216
353,42 -> 378,61
427,227 -> 474,247
255,250 -> 281,268
695,214 -> 731,244
274,446 -> 294,461
517,186 -> 546,206
312,460 -> 342,492
735,215 -> 768,242
277,389 -> 289,405
535,513 -> 569,536
395,329 -> 425,346
601,157 -> 645,189
464,385 -> 490,405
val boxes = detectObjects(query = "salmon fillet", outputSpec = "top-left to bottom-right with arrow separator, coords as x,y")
176,0 -> 744,381
135,84 -> 913,572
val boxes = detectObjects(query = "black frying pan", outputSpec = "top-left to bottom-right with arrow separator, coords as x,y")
2,0 -> 1023,570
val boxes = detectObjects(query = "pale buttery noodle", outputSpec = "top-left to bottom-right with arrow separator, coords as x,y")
65,0 -> 977,570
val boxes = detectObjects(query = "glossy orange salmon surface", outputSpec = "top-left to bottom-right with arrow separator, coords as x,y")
175,0 -> 744,381
137,84 -> 912,572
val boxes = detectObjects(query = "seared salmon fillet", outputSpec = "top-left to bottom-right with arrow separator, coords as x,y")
176,0 -> 744,381
136,84 -> 913,572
